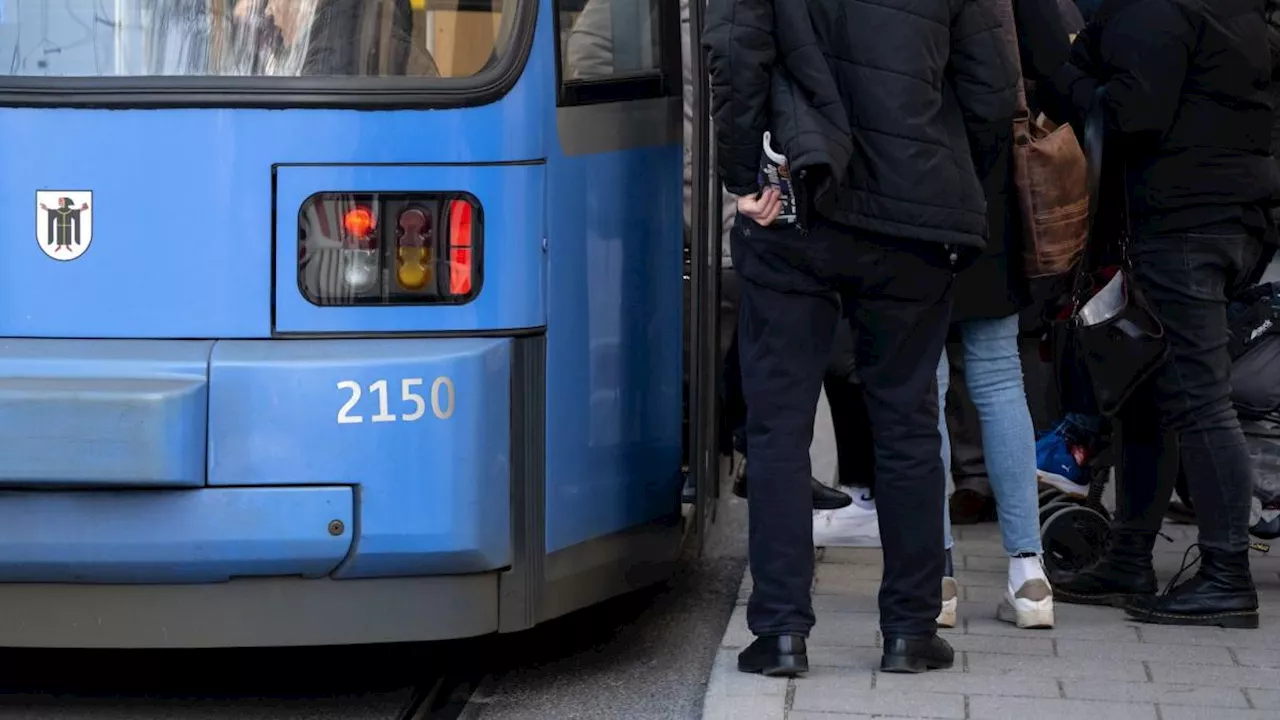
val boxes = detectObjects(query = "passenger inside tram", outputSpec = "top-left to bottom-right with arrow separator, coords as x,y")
230,0 -> 440,76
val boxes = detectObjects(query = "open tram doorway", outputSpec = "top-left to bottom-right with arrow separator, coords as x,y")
682,0 -> 724,556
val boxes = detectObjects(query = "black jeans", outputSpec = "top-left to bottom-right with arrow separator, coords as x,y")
1117,229 -> 1270,555
724,273 -> 873,471
732,217 -> 955,638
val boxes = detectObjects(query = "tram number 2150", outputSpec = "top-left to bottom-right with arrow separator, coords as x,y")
336,377 -> 455,424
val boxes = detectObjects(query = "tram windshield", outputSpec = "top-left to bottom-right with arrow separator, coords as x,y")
0,0 -> 518,78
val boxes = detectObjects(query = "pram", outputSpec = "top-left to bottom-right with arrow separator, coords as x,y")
1036,440 -> 1116,577
1036,281 -> 1280,577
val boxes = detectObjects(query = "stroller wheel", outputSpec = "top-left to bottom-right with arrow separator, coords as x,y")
1039,488 -> 1064,506
1042,505 -> 1110,577
1039,499 -> 1080,527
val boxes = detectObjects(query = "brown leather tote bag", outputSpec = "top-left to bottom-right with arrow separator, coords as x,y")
995,0 -> 1090,278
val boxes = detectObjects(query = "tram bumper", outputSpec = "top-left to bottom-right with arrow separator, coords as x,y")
0,337 -> 533,647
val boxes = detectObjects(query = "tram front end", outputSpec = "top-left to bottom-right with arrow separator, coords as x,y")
0,0 -> 565,648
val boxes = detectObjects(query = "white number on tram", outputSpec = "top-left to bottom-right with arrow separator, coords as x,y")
336,377 -> 454,424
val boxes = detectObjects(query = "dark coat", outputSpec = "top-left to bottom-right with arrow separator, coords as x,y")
304,0 -> 437,76
1046,0 -> 1279,237
703,0 -> 1019,249
955,0 -> 1075,322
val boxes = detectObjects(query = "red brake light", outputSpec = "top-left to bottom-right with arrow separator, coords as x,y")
450,248 -> 472,295
343,206 -> 375,243
448,200 -> 472,247
448,200 -> 473,295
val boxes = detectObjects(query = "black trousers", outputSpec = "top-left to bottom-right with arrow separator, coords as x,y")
1116,228 -> 1270,555
732,217 -> 955,638
724,285 -> 877,486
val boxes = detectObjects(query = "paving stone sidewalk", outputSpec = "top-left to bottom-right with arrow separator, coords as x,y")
700,522 -> 1280,720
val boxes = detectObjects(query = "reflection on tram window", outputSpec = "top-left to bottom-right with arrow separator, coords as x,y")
561,0 -> 660,81
0,0 -> 518,78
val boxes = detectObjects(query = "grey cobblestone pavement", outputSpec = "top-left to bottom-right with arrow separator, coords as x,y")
701,522 -> 1280,719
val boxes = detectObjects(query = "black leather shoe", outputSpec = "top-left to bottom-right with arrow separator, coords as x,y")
732,473 -> 853,510
1053,529 -> 1158,608
737,635 -> 808,677
1126,549 -> 1259,629
880,634 -> 954,674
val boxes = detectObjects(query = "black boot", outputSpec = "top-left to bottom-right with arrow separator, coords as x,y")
1126,548 -> 1259,628
1253,514 -> 1280,540
1053,528 -> 1158,607
737,635 -> 808,677
732,471 -> 853,510
880,634 -> 954,674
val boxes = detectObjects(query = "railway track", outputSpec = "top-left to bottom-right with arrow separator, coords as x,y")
398,673 -> 487,720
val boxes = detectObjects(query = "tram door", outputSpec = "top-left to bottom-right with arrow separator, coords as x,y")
686,0 -> 723,554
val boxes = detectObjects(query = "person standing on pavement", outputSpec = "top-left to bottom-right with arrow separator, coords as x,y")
704,0 -> 1018,676
1043,0 -> 1280,628
934,0 -> 1074,632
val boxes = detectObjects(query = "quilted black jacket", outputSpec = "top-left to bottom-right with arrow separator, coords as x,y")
1046,0 -> 1277,235
703,0 -> 1020,248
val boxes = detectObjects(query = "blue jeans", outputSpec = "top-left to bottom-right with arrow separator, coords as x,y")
938,314 -> 1043,557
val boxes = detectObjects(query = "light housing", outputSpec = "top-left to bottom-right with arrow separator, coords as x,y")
297,192 -> 483,307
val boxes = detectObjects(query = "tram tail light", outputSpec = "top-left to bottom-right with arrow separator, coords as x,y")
448,200 -> 474,297
395,207 -> 434,291
298,192 -> 482,307
338,205 -> 378,292
342,206 -> 376,248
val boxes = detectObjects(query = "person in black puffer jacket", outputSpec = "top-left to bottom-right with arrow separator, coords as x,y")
704,0 -> 1017,677
1043,0 -> 1280,629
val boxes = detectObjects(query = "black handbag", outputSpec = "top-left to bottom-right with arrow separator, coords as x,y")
1065,94 -> 1169,417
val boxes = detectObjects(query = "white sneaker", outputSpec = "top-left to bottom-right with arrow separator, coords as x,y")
996,555 -> 1055,629
813,490 -> 880,548
937,577 -> 958,629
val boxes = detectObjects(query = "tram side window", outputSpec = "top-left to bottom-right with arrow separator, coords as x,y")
0,0 -> 518,78
559,0 -> 663,84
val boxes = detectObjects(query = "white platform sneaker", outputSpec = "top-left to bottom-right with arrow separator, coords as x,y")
996,554 -> 1055,629
937,577 -> 959,628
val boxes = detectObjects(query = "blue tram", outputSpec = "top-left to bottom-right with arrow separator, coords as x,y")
0,0 -> 724,647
